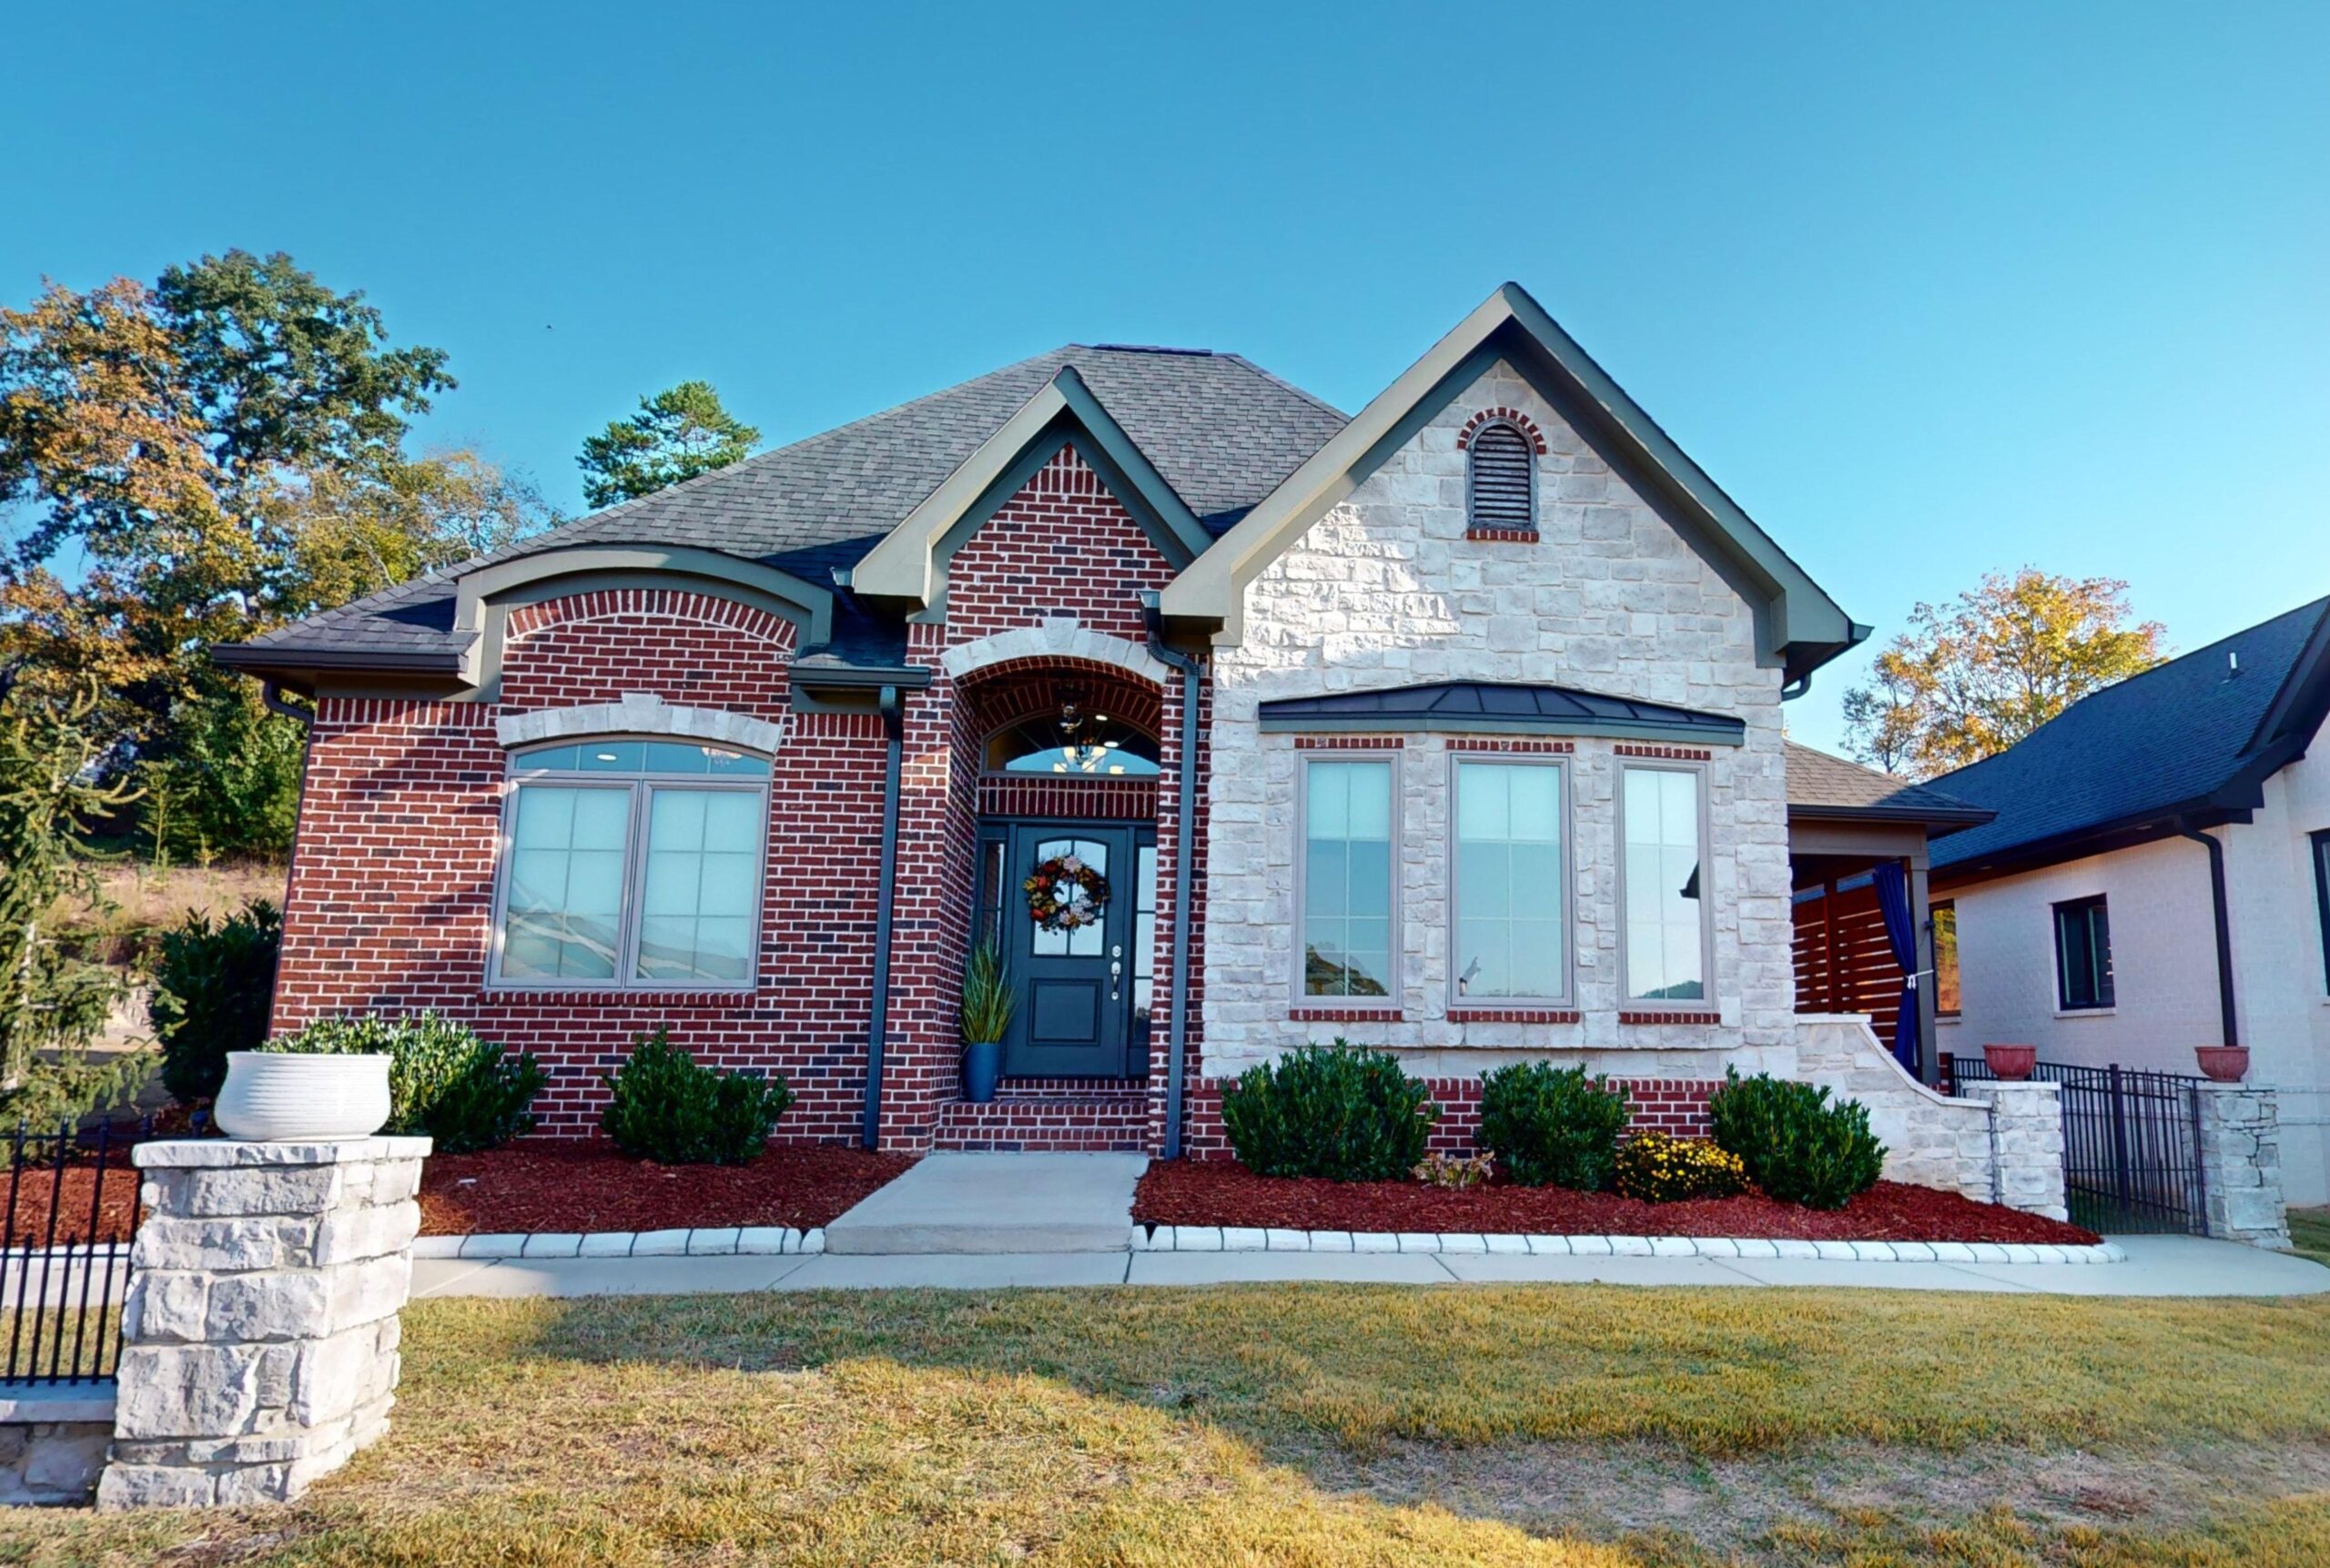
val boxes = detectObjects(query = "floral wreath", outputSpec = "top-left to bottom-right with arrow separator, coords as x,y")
1024,853 -> 1110,932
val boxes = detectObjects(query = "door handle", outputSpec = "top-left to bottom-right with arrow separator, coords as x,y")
1109,959 -> 1121,1001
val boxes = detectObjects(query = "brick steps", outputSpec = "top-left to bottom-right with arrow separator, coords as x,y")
932,1093 -> 1151,1153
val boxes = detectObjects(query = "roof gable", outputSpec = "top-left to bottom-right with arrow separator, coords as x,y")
1159,283 -> 1865,683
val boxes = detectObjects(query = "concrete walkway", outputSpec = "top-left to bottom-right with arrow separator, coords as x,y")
410,1233 -> 2330,1299
822,1152 -> 1148,1254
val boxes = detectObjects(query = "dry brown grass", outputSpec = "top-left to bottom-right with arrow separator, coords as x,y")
1,1284 -> 2327,1565
66,859 -> 286,943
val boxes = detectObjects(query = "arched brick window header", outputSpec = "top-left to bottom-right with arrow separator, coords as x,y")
1456,407 -> 1548,455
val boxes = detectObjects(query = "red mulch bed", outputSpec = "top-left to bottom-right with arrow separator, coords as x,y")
1135,1161 -> 2102,1246
419,1142 -> 914,1235
2,1164 -> 143,1248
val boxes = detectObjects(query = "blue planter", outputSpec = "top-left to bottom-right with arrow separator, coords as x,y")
962,1041 -> 1003,1103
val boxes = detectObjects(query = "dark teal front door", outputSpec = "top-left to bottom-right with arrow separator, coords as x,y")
983,823 -> 1151,1079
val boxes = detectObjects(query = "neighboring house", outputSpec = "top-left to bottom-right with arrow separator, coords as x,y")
219,282 -> 1946,1162
1930,596 -> 2330,1203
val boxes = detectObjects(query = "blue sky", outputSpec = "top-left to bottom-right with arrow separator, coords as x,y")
6,2 -> 2325,753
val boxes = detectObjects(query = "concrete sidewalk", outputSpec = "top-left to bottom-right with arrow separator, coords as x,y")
822,1152 -> 1147,1254
410,1233 -> 2330,1299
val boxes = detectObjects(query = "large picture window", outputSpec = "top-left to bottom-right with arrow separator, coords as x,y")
1620,764 -> 1708,1004
491,739 -> 770,990
1451,758 -> 1568,1003
1299,756 -> 1395,1001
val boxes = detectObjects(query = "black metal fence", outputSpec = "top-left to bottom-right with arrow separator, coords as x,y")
1,1118 -> 152,1384
1949,1055 -> 2207,1235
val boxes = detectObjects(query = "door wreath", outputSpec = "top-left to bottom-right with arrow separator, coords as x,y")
1025,853 -> 1109,932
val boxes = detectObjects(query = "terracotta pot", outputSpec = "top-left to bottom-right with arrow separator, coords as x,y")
2194,1045 -> 2250,1083
214,1051 -> 392,1141
1982,1043 -> 2038,1081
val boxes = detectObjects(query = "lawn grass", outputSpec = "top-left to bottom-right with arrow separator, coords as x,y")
2288,1205 -> 2330,1268
2,1284 -> 2327,1565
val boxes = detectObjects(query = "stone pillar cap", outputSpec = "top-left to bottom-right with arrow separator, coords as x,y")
131,1136 -> 434,1169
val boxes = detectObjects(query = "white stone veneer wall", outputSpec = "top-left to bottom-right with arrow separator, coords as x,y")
1203,358 -> 1794,1079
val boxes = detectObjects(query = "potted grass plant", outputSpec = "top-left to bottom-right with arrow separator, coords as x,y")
960,937 -> 1015,1104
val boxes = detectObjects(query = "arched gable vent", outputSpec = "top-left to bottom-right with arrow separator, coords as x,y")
1465,419 -> 1536,532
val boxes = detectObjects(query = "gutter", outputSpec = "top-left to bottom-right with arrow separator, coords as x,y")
861,684 -> 907,1148
2177,819 -> 2240,1048
259,681 -> 312,730
1142,592 -> 1200,1160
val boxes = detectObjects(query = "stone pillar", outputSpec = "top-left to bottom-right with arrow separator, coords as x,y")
96,1137 -> 430,1511
1958,1080 -> 2069,1221
2195,1084 -> 2289,1249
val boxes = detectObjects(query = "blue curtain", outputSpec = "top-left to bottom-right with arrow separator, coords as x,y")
1871,861 -> 1920,1076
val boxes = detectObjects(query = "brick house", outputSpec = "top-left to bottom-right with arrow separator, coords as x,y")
222,282 -> 1994,1166
1924,595 -> 2330,1204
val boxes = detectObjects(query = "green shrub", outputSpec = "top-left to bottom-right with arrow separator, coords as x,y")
1220,1041 -> 1437,1181
1477,1062 -> 1631,1189
960,938 -> 1015,1044
265,1011 -> 544,1153
150,899 -> 282,1104
600,1027 -> 793,1165
1614,1132 -> 1748,1203
1707,1069 -> 1887,1210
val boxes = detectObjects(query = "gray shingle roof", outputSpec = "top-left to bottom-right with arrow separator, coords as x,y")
233,345 -> 1348,664
1931,595 -> 2330,872
1783,741 -> 1991,828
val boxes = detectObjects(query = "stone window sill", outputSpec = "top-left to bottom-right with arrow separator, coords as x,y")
2054,1007 -> 2116,1020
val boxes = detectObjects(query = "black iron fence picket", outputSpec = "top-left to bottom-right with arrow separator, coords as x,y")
1947,1055 -> 2207,1235
1,1118 -> 153,1384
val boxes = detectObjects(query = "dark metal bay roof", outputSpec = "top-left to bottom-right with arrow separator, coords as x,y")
1257,681 -> 1746,744
1783,741 -> 1993,831
226,344 -> 1348,673
1932,594 -> 2330,876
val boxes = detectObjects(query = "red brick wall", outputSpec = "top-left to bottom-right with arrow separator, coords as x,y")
1180,1077 -> 1718,1160
272,592 -> 886,1142
942,445 -> 1180,645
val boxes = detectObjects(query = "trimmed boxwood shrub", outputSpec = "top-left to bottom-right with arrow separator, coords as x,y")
268,1011 -> 545,1153
1707,1068 -> 1887,1210
1221,1040 -> 1437,1181
150,899 -> 281,1104
1477,1062 -> 1631,1190
1614,1131 -> 1748,1203
600,1027 -> 793,1165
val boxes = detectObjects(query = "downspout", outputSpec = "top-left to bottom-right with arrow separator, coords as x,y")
259,681 -> 314,1047
862,684 -> 906,1148
260,681 -> 311,730
2177,819 -> 2240,1048
1143,594 -> 1200,1160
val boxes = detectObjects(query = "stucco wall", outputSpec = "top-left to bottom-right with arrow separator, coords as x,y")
1942,738 -> 2330,1205
1201,358 -> 1795,1080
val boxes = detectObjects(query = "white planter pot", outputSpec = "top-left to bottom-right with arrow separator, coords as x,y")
214,1052 -> 393,1141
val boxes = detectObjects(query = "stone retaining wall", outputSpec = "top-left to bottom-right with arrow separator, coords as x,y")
0,1388 -> 115,1506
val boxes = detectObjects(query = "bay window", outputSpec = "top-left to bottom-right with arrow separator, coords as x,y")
491,739 -> 769,989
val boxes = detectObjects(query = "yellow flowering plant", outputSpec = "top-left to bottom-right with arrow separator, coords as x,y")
1613,1131 -> 1748,1203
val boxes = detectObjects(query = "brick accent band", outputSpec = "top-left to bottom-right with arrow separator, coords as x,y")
1619,1010 -> 1723,1027
1447,1007 -> 1582,1025
1613,744 -> 1714,761
1289,1007 -> 1403,1023
1447,737 -> 1575,754
1292,735 -> 1405,750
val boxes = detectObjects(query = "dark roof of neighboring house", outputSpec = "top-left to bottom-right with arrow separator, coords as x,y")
1931,594 -> 2330,877
228,345 -> 1349,668
1783,741 -> 1993,830
1259,681 -> 1746,746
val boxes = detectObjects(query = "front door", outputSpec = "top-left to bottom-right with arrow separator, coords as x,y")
989,823 -> 1150,1078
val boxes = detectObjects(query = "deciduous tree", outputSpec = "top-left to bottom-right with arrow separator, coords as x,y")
1841,569 -> 2166,777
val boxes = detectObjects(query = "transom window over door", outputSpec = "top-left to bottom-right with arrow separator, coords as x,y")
1620,764 -> 1709,1004
1453,759 -> 1568,1003
492,739 -> 770,989
1300,756 -> 1395,1001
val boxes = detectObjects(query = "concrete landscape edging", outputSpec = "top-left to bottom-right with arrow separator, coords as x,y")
413,1226 -> 2122,1265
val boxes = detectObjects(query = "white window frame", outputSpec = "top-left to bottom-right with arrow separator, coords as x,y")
1446,754 -> 1574,1009
1616,759 -> 1717,1010
1291,750 -> 1403,1011
487,736 -> 771,992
